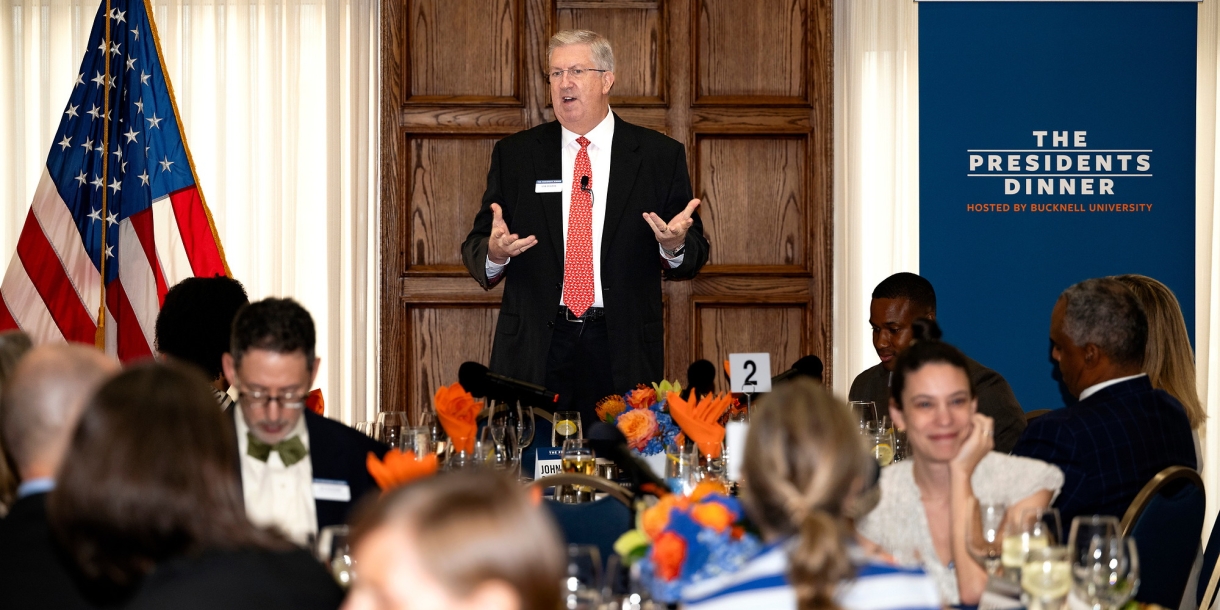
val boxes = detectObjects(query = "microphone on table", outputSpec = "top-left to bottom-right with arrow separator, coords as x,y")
457,362 -> 559,408
772,355 -> 824,385
587,422 -> 670,497
680,359 -> 717,401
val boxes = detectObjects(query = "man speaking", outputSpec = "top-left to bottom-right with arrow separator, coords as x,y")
462,30 -> 709,428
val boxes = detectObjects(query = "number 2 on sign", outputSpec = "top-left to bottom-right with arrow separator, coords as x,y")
743,361 -> 757,387
729,353 -> 771,393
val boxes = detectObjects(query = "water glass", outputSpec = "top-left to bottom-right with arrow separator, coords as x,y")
1069,516 -> 1138,610
560,438 -> 595,503
400,426 -> 432,456
377,411 -> 408,449
1022,546 -> 1071,610
1003,507 -> 1062,581
664,439 -> 699,496
553,410 -> 583,446
565,545 -> 602,610
315,525 -> 353,589
965,501 -> 1007,577
865,421 -> 895,466
849,401 -> 878,433
892,429 -> 911,462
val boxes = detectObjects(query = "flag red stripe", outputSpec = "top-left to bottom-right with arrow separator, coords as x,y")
16,211 -> 97,343
170,187 -> 226,277
0,294 -> 18,332
105,279 -> 153,362
128,208 -> 169,306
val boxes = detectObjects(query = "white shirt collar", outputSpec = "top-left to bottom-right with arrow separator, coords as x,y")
1079,373 -> 1147,401
560,108 -> 614,151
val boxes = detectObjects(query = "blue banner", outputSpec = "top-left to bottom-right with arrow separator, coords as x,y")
919,2 -> 1196,411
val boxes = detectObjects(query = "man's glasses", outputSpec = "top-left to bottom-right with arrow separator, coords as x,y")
237,386 -> 307,410
545,68 -> 608,83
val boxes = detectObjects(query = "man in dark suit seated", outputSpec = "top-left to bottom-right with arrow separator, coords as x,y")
849,272 -> 1027,451
1012,278 -> 1196,527
221,298 -> 387,545
0,344 -> 119,609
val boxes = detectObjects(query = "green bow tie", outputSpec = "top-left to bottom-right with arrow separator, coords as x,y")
246,433 -> 308,467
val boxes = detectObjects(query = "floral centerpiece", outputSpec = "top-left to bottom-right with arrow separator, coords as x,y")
613,480 -> 762,603
595,380 -> 684,457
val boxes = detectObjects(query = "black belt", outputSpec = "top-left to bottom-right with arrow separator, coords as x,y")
558,306 -> 605,323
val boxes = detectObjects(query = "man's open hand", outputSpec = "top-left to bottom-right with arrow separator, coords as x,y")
487,203 -> 538,265
643,198 -> 700,252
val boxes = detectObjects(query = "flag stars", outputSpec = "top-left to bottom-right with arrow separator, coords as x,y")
76,171 -> 89,187
123,128 -> 139,143
92,71 -> 106,88
87,105 -> 102,120
87,207 -> 101,222
126,56 -> 136,71
131,28 -> 139,40
91,175 -> 104,190
134,99 -> 144,114
106,212 -> 118,227
159,157 -> 175,173
82,138 -> 95,152
58,135 -> 72,150
138,171 -> 150,186
110,8 -> 126,24
140,71 -> 150,86
65,104 -> 79,119
105,245 -> 114,259
112,146 -> 123,161
110,42 -> 121,57
108,178 -> 121,193
74,72 -> 84,87
147,114 -> 162,129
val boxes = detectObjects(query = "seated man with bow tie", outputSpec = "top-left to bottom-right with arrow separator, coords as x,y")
221,298 -> 387,545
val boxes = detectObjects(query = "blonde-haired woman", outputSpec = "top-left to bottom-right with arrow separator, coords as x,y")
683,379 -> 941,610
1112,274 -> 1206,463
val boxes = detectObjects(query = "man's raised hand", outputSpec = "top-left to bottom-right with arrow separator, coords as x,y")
643,198 -> 700,252
487,203 -> 538,265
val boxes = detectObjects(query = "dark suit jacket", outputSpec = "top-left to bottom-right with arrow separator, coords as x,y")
461,114 -> 710,391
848,356 -> 1027,452
124,548 -> 342,610
227,409 -> 388,529
1011,376 -> 1196,528
0,492 -> 98,609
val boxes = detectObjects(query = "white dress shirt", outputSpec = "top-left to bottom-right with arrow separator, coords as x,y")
485,109 -> 684,302
1078,373 -> 1147,401
236,411 -> 317,546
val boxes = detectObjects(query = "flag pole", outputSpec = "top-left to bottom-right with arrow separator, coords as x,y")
94,0 -> 112,350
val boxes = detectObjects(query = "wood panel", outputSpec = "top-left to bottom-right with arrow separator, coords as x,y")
407,0 -> 521,102
556,3 -> 665,104
695,135 -> 806,268
406,136 -> 498,272
694,301 -> 807,392
694,0 -> 808,104
409,306 -> 499,415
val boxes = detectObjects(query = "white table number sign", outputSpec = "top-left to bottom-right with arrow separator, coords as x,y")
729,353 -> 772,393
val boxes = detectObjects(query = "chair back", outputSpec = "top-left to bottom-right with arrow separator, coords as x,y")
1024,409 -> 1051,422
540,486 -> 634,568
1120,466 -> 1205,608
1197,508 -> 1220,608
531,473 -> 633,506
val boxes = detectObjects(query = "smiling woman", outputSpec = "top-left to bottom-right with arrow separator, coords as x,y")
855,319 -> 1064,606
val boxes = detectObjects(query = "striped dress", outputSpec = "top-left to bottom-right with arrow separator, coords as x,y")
682,541 -> 941,610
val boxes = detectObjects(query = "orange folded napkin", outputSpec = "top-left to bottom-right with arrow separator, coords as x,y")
666,391 -> 732,459
305,389 -> 324,416
434,382 -> 480,453
367,449 -> 438,490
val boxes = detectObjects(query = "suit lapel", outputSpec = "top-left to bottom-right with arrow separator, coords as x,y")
533,122 -> 565,269
224,405 -> 244,503
602,114 -> 641,262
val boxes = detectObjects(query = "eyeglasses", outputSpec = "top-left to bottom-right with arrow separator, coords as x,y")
545,68 -> 608,83
237,386 -> 307,410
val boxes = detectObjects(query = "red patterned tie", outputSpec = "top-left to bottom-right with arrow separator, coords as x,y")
564,137 -> 595,317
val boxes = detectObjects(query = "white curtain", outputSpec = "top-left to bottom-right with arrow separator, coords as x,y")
1198,0 -> 1220,548
832,0 -> 920,396
0,0 -> 380,425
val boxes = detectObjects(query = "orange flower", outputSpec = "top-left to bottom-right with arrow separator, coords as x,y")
691,503 -> 734,533
627,385 -> 657,409
366,449 -> 438,491
596,395 -> 627,422
305,389 -> 325,415
689,480 -> 728,502
617,408 -> 658,451
642,493 -> 686,540
652,532 -> 687,581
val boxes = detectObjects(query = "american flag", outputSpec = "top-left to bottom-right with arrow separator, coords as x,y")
0,0 -> 228,361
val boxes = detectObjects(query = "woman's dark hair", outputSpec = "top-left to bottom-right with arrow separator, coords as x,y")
48,362 -> 287,586
889,319 -> 975,409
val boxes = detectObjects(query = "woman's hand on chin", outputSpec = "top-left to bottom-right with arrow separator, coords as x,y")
950,413 -> 994,475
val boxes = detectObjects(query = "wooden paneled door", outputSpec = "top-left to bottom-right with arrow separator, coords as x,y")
380,0 -> 832,417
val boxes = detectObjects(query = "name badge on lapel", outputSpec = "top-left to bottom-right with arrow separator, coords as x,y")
535,179 -> 563,193
312,478 -> 351,502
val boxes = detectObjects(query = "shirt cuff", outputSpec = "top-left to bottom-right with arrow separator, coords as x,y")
486,255 -> 509,279
659,244 -> 684,268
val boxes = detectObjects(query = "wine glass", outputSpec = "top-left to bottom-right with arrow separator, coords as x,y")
1003,507 -> 1062,581
377,411 -> 408,449
564,545 -> 602,610
553,410 -> 583,446
891,429 -> 911,463
315,525 -> 353,588
849,401 -> 878,434
1021,546 -> 1071,610
865,421 -> 895,466
515,404 -> 536,465
401,426 -> 432,457
965,501 -> 1007,577
561,438 -> 595,503
488,423 -> 518,472
1069,516 -> 1138,610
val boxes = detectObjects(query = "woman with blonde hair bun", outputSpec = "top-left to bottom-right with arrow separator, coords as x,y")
683,379 -> 941,610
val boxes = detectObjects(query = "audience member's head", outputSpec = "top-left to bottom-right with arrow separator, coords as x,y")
1,344 -> 118,483
742,378 -> 874,610
888,320 -> 983,464
345,472 -> 564,610
155,275 -> 249,386
869,273 -> 937,372
48,363 -> 286,587
1112,274 -> 1205,429
0,330 -> 33,511
222,298 -> 319,445
1051,278 -> 1147,398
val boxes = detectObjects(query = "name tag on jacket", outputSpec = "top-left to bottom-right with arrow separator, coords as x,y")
535,179 -> 563,193
312,479 -> 351,502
